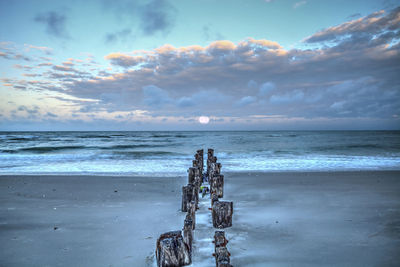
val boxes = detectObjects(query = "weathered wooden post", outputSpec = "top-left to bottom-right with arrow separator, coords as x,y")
196,149 -> 204,173
211,192 -> 219,206
188,167 -> 195,184
214,247 -> 231,267
212,201 -> 233,229
210,174 -> 224,198
207,148 -> 214,176
156,231 -> 191,267
181,184 -> 194,212
188,167 -> 201,187
183,215 -> 193,252
213,230 -> 228,249
207,148 -> 214,158
215,163 -> 222,175
187,200 -> 196,230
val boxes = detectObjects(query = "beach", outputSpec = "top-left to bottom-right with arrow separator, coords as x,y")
1,171 -> 399,266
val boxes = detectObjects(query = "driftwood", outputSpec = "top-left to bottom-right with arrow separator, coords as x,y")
210,174 -> 224,198
181,184 -> 194,212
183,215 -> 193,252
212,201 -> 233,229
156,231 -> 191,267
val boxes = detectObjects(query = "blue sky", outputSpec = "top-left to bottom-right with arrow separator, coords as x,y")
0,0 -> 399,130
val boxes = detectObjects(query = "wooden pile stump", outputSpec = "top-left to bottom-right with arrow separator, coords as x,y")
181,184 -> 195,212
213,231 -> 231,267
214,247 -> 231,267
183,215 -> 194,252
187,200 -> 196,230
213,231 -> 228,249
156,231 -> 191,267
211,192 -> 219,206
210,174 -> 224,198
212,201 -> 233,229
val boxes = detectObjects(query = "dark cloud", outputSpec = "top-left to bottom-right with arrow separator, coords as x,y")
34,11 -> 69,38
102,0 -> 177,37
139,0 -> 176,35
202,25 -> 225,41
347,13 -> 361,19
104,28 -> 133,44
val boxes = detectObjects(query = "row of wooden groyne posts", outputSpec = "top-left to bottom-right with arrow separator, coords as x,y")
155,149 -> 233,267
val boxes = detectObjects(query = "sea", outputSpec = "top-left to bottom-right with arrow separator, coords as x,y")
0,131 -> 399,176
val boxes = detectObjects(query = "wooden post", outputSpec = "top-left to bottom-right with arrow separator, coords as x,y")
214,247 -> 231,267
187,200 -> 196,230
210,174 -> 224,198
212,201 -> 233,229
196,149 -> 204,173
211,192 -> 219,206
207,148 -> 214,176
156,231 -> 191,267
213,231 -> 228,249
216,163 -> 222,175
183,215 -> 193,252
188,167 -> 196,185
181,184 -> 194,212
207,148 -> 214,158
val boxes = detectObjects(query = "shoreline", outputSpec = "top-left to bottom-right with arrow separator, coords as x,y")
1,169 -> 400,177
1,171 -> 400,266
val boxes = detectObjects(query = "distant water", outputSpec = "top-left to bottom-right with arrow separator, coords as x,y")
0,131 -> 399,176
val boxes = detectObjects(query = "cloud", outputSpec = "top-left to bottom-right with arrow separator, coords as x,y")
270,90 -> 304,104
4,6 -> 400,129
104,28 -> 133,44
236,96 -> 257,107
259,82 -> 276,96
304,7 -> 400,44
142,85 -> 172,107
103,0 -> 177,37
293,1 -> 307,9
34,11 -> 69,38
24,44 -> 53,55
0,51 -> 10,59
139,0 -> 177,35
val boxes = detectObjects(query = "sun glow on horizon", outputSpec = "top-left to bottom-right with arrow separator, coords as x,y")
198,116 -> 210,124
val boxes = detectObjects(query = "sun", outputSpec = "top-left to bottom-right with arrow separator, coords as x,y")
198,116 -> 210,124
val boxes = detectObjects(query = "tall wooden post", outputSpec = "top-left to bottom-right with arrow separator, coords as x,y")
181,184 -> 194,212
183,215 -> 193,252
210,174 -> 224,198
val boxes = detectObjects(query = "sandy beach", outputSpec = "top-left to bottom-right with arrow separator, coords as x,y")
1,171 -> 399,266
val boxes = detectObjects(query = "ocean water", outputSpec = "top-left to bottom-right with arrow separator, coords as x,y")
0,131 -> 399,176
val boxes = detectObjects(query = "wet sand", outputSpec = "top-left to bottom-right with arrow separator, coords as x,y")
1,171 -> 400,266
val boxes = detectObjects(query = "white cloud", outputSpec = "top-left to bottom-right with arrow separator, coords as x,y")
293,1 -> 307,9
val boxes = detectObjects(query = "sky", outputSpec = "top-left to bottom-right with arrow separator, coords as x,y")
0,0 -> 399,130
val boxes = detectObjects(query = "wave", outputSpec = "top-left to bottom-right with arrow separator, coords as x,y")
78,135 -> 112,139
110,151 -> 186,158
16,146 -> 87,153
312,143 -> 387,152
100,144 -> 167,150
